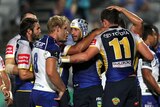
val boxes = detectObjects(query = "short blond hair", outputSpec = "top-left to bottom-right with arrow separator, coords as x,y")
47,15 -> 70,33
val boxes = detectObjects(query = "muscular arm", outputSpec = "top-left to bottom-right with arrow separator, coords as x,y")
70,47 -> 99,63
137,41 -> 153,61
5,58 -> 18,75
66,28 -> 106,55
142,68 -> 160,95
18,69 -> 34,80
46,58 -> 66,92
0,71 -> 11,91
107,6 -> 143,36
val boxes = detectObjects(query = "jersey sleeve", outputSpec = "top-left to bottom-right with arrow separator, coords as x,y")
17,42 -> 32,70
89,35 -> 101,50
0,56 -> 5,71
61,45 -> 72,56
132,33 -> 143,45
5,39 -> 17,59
141,59 -> 152,71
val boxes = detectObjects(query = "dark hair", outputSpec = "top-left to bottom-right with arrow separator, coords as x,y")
142,23 -> 155,41
118,17 -> 126,28
152,25 -> 159,35
19,18 -> 38,37
100,9 -> 120,24
20,11 -> 36,21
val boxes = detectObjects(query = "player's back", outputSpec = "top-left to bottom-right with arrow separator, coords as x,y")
97,26 -> 142,82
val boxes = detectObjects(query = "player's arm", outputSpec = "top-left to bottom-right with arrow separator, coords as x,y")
5,58 -> 18,75
0,71 -> 13,106
18,69 -> 34,80
137,41 -> 153,61
62,47 -> 99,63
107,5 -> 143,36
142,68 -> 160,95
0,71 -> 11,91
64,28 -> 106,55
46,57 -> 66,100
17,52 -> 34,80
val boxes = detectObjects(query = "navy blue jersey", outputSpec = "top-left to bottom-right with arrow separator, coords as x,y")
94,26 -> 143,82
72,53 -> 104,89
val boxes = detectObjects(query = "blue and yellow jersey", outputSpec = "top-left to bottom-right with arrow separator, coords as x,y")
95,26 -> 143,82
72,53 -> 104,89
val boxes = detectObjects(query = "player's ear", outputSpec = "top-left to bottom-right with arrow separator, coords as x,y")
102,19 -> 109,28
55,26 -> 60,32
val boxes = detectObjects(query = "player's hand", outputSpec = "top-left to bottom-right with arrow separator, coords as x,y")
106,5 -> 124,12
54,91 -> 64,101
5,97 -> 13,106
3,90 -> 13,106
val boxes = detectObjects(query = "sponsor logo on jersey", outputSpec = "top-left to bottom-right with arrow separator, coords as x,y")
112,97 -> 120,105
18,54 -> 30,64
91,39 -> 96,45
6,45 -> 13,54
103,30 -> 130,38
112,60 -> 131,68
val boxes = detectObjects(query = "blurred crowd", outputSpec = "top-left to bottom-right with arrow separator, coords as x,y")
0,0 -> 160,57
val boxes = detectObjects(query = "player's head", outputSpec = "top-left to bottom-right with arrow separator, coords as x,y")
142,23 -> 158,47
151,25 -> 159,47
21,11 -> 37,21
70,18 -> 88,42
100,9 -> 120,27
47,15 -> 70,42
20,18 -> 41,42
118,17 -> 126,28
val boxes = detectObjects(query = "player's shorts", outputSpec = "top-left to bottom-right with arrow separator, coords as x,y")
14,91 -> 31,107
142,95 -> 160,107
103,76 -> 140,107
59,89 -> 70,107
74,85 -> 103,107
30,89 -> 59,107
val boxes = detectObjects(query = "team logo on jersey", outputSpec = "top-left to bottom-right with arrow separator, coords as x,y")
96,97 -> 102,107
6,45 -> 13,54
18,54 -> 30,64
112,97 -> 120,105
91,39 -> 96,45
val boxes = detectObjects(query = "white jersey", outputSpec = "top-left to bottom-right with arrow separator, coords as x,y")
16,38 -> 32,69
137,50 -> 159,95
5,34 -> 21,59
0,56 -> 5,71
32,35 -> 61,92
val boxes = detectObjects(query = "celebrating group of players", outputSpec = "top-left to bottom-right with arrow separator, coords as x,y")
0,5 -> 160,107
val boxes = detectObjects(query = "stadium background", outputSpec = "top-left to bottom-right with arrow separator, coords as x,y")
0,0 -> 160,59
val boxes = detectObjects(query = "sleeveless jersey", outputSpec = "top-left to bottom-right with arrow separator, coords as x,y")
5,34 -> 21,59
137,50 -> 159,95
94,26 -> 143,82
32,35 -> 61,92
15,36 -> 33,92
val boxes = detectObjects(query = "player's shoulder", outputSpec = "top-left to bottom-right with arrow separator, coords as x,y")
7,34 -> 21,44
